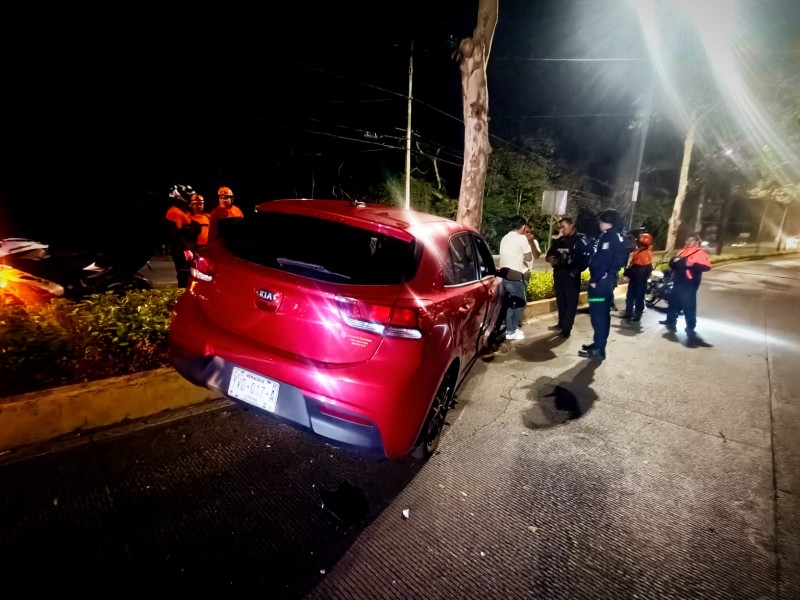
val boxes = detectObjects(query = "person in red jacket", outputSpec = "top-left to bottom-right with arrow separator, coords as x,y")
660,233 -> 712,338
207,186 -> 244,243
620,232 -> 654,322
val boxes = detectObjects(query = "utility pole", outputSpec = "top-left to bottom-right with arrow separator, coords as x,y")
629,86 -> 653,230
404,38 -> 414,210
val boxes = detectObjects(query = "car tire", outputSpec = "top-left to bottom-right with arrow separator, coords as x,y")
411,368 -> 457,460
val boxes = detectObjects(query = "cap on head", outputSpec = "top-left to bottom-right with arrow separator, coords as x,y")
638,232 -> 653,246
218,187 -> 233,198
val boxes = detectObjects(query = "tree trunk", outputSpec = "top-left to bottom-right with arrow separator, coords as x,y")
456,0 -> 499,230
715,193 -> 731,256
755,199 -> 770,252
665,117 -> 697,254
694,185 -> 705,234
776,203 -> 789,250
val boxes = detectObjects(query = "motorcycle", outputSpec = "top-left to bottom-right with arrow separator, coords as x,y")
644,259 -> 673,308
0,237 -> 153,305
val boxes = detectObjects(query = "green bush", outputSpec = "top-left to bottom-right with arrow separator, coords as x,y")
0,288 -> 184,398
525,270 -> 554,301
524,269 -> 594,301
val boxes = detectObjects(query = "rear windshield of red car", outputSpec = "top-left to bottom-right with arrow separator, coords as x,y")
222,212 -> 421,285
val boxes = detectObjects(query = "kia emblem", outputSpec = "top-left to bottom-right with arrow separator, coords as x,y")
255,289 -> 282,312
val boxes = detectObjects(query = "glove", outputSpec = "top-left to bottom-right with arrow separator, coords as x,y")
183,250 -> 193,261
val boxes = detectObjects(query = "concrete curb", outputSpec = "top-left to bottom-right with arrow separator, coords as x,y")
0,284 -> 631,454
524,283 -> 628,321
0,368 -> 222,453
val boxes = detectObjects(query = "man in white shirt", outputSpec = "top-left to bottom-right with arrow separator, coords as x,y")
498,216 -> 533,341
522,223 -> 541,283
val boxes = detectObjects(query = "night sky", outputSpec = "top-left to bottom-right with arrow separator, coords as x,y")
2,0 -> 789,251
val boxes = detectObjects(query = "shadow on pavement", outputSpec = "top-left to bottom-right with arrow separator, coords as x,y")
661,330 -> 715,349
480,331 -> 570,365
522,360 -> 602,429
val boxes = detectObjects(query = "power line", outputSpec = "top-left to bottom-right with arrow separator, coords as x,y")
495,57 -> 648,62
288,58 -> 609,188
493,113 -> 637,120
297,128 -> 404,151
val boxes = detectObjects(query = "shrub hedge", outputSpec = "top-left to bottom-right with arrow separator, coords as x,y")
0,288 -> 183,398
525,269 -> 593,301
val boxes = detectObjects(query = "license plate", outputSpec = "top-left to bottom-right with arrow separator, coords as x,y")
228,367 -> 280,413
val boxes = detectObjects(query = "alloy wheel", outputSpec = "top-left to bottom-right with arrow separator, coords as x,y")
411,371 -> 456,459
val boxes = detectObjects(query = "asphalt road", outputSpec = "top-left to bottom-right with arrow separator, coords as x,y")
138,255 -> 179,288
2,255 -> 799,599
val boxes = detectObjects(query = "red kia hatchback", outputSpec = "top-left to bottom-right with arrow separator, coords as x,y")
168,199 -> 505,459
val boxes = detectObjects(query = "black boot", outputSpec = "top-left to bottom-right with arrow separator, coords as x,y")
659,319 -> 677,332
578,348 -> 606,360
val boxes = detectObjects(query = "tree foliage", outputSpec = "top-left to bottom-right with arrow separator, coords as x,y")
482,145 -> 552,251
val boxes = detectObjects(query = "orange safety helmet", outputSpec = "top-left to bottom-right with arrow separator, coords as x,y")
217,187 -> 234,199
638,233 -> 653,246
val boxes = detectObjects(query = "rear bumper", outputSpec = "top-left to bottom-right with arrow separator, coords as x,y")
170,348 -> 386,455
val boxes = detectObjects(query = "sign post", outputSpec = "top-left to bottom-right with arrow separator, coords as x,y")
541,190 -> 568,253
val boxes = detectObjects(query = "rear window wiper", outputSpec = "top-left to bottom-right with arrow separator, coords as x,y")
276,257 -> 351,280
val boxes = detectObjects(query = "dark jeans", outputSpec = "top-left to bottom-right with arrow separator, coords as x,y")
588,277 -> 615,352
503,279 -> 527,333
625,273 -> 649,316
666,285 -> 698,331
553,269 -> 581,334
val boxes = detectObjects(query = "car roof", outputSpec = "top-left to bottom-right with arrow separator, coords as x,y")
255,199 -> 472,240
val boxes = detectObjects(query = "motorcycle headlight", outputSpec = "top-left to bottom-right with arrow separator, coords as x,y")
650,270 -> 664,281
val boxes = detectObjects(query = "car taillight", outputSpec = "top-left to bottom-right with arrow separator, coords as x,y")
191,256 -> 214,282
335,296 -> 422,339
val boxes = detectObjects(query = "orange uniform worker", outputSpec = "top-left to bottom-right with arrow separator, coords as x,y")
620,232 -> 654,322
165,184 -> 200,288
660,232 -> 712,338
207,186 -> 244,243
189,194 -> 210,248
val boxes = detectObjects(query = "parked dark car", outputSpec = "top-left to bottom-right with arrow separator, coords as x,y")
168,199 -> 505,459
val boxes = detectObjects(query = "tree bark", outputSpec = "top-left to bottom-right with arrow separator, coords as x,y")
694,185 -> 705,234
776,203 -> 789,250
456,0 -> 499,230
755,199 -> 770,252
665,117 -> 697,254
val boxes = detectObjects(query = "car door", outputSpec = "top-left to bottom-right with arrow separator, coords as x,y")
471,233 -> 504,350
443,232 -> 490,372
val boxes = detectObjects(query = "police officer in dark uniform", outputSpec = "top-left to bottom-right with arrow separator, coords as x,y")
579,209 -> 627,360
545,217 -> 590,337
